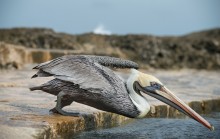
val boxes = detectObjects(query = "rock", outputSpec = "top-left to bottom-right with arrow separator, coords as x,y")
0,42 -> 31,69
1,69 -> 220,138
1,28 -> 220,69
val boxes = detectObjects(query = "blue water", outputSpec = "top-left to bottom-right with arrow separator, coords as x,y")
73,112 -> 220,139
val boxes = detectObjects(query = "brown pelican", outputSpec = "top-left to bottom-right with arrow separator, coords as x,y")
30,55 -> 214,130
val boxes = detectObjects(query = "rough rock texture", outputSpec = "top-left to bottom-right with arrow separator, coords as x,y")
0,67 -> 129,139
0,42 -> 32,69
0,68 -> 220,138
0,28 -> 220,69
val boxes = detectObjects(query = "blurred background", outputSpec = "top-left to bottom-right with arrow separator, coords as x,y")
1,0 -> 220,35
0,0 -> 220,69
1,1 -> 220,138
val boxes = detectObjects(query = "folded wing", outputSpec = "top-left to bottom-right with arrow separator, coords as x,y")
32,55 -> 137,91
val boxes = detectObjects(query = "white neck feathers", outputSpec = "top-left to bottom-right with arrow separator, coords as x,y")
126,69 -> 150,118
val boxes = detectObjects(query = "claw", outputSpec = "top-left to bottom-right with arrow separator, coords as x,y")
54,91 -> 80,117
55,107 -> 80,116
49,108 -> 59,114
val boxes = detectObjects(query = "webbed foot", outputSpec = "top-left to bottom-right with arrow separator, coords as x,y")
54,91 -> 84,117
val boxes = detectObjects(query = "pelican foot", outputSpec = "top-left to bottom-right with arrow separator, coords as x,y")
50,107 -> 84,117
49,108 -> 58,114
55,108 -> 81,116
54,91 -> 85,117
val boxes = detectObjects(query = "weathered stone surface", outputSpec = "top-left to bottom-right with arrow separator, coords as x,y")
0,28 -> 220,69
28,49 -> 79,64
0,68 -> 129,139
0,42 -> 122,70
0,42 -> 32,69
0,68 -> 220,138
30,50 -> 51,64
189,101 -> 203,114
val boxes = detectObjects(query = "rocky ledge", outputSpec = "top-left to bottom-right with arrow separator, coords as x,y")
0,28 -> 220,69
0,67 -> 220,139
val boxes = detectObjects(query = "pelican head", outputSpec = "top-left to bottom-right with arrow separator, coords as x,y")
126,69 -> 214,130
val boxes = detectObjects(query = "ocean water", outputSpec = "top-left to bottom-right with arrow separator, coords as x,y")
73,112 -> 220,139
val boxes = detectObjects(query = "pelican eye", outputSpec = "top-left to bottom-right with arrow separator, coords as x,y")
150,82 -> 161,90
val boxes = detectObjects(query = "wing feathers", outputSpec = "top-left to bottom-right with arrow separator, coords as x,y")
33,56 -> 111,90
33,55 -> 139,70
85,55 -> 139,69
32,55 -> 137,91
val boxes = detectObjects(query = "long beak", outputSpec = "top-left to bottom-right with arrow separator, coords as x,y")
136,83 -> 214,130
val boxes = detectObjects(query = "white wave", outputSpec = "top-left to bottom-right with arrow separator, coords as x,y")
93,24 -> 112,35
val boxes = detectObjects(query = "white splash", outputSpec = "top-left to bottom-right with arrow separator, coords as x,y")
93,24 -> 112,35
